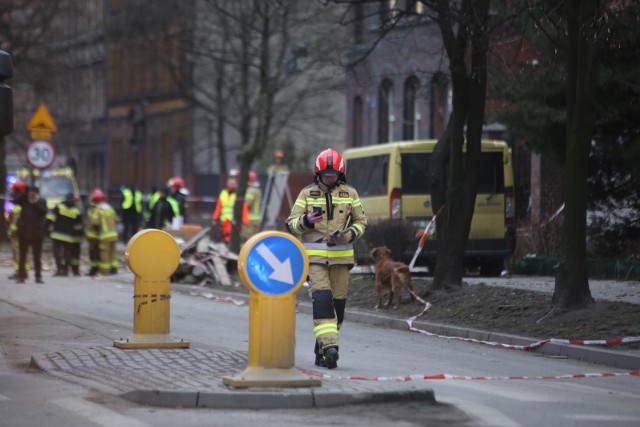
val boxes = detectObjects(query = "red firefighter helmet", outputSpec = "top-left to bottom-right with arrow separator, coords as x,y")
314,148 -> 345,176
248,170 -> 259,184
168,176 -> 185,191
12,180 -> 27,195
90,188 -> 106,203
273,150 -> 285,159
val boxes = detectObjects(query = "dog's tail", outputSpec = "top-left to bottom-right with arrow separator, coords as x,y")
393,265 -> 415,299
393,265 -> 411,284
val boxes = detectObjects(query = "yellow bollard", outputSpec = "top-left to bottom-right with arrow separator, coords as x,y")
113,229 -> 189,349
223,231 -> 321,388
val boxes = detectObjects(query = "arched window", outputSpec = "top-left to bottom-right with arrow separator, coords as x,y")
378,79 -> 394,143
429,73 -> 449,139
352,96 -> 363,147
403,75 -> 420,140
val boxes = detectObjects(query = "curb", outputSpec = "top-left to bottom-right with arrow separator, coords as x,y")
122,387 -> 436,409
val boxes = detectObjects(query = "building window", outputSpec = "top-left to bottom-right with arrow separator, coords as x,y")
429,73 -> 448,139
378,79 -> 394,143
403,76 -> 420,140
352,96 -> 363,147
379,0 -> 397,26
407,0 -> 424,15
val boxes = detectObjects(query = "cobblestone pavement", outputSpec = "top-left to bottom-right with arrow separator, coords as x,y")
31,346 -> 436,409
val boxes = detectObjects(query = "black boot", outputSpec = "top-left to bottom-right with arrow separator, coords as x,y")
315,346 -> 339,369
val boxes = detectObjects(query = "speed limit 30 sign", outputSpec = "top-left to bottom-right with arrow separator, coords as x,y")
26,139 -> 56,169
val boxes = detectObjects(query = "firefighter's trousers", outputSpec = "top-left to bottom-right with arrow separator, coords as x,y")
308,263 -> 350,354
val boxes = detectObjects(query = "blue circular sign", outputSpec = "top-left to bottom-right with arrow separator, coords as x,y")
239,232 -> 308,296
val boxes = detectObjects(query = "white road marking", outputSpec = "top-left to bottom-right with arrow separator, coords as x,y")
54,397 -> 151,427
0,393 -> 10,401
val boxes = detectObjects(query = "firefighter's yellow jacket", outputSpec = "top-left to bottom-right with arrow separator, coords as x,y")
286,181 -> 367,265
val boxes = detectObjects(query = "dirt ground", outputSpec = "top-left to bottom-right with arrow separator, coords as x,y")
294,273 -> 640,347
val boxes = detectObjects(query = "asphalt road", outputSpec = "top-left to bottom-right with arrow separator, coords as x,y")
1,266 -> 639,426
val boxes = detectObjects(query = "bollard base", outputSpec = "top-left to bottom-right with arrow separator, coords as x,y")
113,334 -> 190,349
223,366 -> 322,389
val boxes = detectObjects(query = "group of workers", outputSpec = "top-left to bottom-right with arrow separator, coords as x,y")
6,176 -> 190,281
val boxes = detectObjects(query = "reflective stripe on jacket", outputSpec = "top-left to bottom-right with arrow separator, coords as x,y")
286,181 -> 367,265
47,202 -> 83,243
87,202 -> 118,241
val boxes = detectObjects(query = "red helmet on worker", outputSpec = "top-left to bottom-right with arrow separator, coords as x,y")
90,188 -> 106,203
273,150 -> 285,159
315,148 -> 345,176
11,180 -> 26,195
168,176 -> 185,191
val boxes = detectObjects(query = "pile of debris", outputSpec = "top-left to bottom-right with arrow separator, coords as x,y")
165,227 -> 239,287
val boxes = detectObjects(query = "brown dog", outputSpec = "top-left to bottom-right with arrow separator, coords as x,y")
370,246 -> 416,309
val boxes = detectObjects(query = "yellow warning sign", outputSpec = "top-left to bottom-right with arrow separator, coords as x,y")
27,103 -> 57,133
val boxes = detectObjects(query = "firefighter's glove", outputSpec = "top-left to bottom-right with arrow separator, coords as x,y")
327,228 -> 355,246
304,211 -> 323,228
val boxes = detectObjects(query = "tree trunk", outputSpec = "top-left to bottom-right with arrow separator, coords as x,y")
430,0 -> 489,290
553,0 -> 599,308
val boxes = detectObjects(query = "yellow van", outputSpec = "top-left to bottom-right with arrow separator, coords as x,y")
343,140 -> 515,276
17,167 -> 81,211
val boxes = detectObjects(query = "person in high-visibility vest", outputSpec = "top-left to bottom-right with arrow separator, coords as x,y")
120,185 -> 142,243
87,188 -> 119,275
211,171 -> 249,244
47,193 -> 83,276
7,180 -> 28,279
145,186 -> 179,230
286,148 -> 367,369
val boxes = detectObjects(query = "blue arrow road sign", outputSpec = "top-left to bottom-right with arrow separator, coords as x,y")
243,234 -> 307,296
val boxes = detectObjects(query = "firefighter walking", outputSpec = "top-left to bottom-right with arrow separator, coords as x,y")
47,193 -> 84,276
286,148 -> 367,369
87,189 -> 119,275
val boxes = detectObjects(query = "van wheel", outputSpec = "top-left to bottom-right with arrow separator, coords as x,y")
480,259 -> 503,277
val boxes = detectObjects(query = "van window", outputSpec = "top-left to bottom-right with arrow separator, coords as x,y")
478,153 -> 504,194
346,154 -> 389,196
40,176 -> 75,199
401,152 -> 504,195
401,153 -> 431,194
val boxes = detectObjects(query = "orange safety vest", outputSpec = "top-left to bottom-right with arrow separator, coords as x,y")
212,189 -> 249,225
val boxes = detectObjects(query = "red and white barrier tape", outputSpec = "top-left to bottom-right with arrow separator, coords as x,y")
302,369 -> 640,382
406,290 -> 640,350
190,290 -> 247,306
409,206 -> 443,271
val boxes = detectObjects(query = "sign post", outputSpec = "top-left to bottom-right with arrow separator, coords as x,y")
27,102 -> 57,141
26,139 -> 56,170
223,231 -> 320,388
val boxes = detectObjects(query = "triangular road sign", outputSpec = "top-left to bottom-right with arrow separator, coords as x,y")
27,103 -> 57,132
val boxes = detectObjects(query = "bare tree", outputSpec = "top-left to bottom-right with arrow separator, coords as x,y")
156,0 -> 346,252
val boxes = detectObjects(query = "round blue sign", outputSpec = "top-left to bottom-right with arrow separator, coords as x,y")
239,232 -> 308,296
